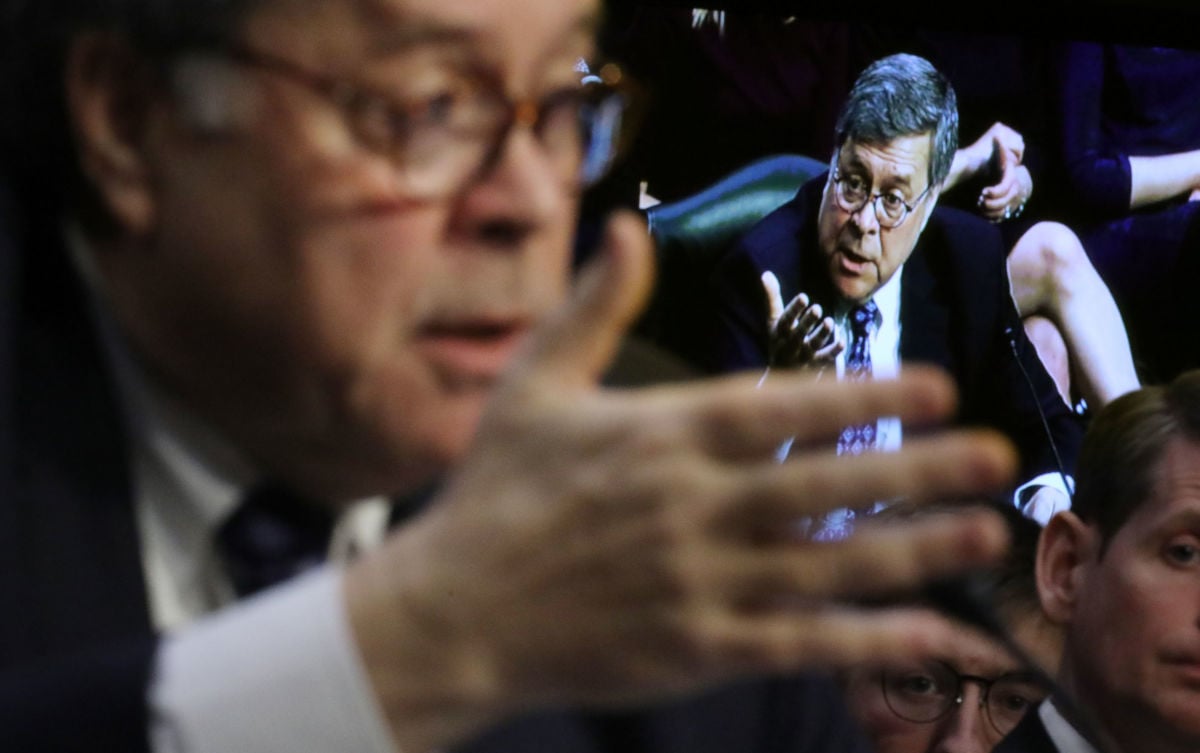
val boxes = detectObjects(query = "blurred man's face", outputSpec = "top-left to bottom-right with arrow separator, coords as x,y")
97,0 -> 598,498
843,625 -> 1047,753
1065,437 -> 1200,749
816,134 -> 937,304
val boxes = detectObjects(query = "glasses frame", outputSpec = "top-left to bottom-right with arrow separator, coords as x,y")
879,660 -> 1047,737
211,45 -> 629,198
828,163 -> 932,230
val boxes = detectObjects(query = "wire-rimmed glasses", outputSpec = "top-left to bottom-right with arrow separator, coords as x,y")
880,659 -> 1049,737
829,165 -> 931,229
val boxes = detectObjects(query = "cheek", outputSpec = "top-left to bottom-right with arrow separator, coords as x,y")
817,206 -> 841,256
291,214 -> 441,365
1072,566 -> 1164,681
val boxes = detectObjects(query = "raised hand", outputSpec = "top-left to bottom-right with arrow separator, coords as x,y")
345,211 -> 1018,753
978,137 -> 1033,223
762,271 -> 844,371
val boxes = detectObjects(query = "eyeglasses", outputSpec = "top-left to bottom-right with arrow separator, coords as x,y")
217,46 -> 631,200
880,660 -> 1049,737
829,165 -> 931,229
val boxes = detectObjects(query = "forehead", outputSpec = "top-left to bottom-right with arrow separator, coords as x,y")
242,0 -> 599,77
1124,437 -> 1200,534
938,637 -> 1024,679
837,134 -> 932,186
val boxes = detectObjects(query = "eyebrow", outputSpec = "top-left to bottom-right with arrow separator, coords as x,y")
1150,505 -> 1200,534
839,156 -> 916,191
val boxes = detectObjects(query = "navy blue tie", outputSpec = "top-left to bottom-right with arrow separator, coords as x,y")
217,484 -> 335,598
837,300 -> 880,456
813,300 -> 880,541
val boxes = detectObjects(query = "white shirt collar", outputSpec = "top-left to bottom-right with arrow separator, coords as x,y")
66,226 -> 390,630
1040,698 -> 1099,753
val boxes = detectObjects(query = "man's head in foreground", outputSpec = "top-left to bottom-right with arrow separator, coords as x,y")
817,52 -> 957,304
843,503 -> 1059,753
12,0 -> 619,502
1037,370 -> 1200,753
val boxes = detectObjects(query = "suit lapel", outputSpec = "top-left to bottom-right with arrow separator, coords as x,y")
899,236 -> 953,370
0,197 -> 151,665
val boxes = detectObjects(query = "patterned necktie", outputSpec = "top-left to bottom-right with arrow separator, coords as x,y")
837,300 -> 880,455
813,300 -> 880,542
216,484 -> 335,598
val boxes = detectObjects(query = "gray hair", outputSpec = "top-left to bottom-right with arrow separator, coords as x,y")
834,53 -> 958,188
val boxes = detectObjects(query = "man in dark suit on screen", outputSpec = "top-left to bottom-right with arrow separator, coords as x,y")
704,54 -> 1082,526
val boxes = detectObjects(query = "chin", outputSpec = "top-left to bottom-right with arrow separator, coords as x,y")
835,282 -> 872,303
348,392 -> 489,498
424,392 -> 492,461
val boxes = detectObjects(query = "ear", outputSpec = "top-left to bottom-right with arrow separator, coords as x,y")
64,32 -> 162,237
1036,511 -> 1099,625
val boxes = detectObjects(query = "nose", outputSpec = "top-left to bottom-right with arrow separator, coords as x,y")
848,195 -> 880,235
929,688 -> 996,753
456,117 -> 568,244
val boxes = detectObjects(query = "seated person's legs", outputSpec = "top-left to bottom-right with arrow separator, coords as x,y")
1020,314 -> 1070,407
1006,221 -> 1139,409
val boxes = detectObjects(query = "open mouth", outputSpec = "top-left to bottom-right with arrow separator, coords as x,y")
415,319 -> 531,385
836,246 -> 873,276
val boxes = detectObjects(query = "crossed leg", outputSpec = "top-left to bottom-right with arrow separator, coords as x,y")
1006,221 -> 1141,409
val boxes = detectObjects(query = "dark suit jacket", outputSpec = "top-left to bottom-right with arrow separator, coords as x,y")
0,180 -> 873,752
699,175 -> 1083,488
994,706 -> 1062,753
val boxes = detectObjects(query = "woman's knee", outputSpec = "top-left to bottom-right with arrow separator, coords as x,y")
1009,221 -> 1090,298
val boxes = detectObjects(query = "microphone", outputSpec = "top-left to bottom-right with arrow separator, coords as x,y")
1005,325 -> 1074,513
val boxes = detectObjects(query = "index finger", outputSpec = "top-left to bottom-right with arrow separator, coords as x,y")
761,272 -> 785,329
650,366 -> 962,458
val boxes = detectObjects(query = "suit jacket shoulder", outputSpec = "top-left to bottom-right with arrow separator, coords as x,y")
995,707 -> 1062,753
0,175 -> 157,751
697,176 -> 827,375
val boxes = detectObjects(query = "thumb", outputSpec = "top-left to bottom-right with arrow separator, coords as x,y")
515,210 -> 655,390
994,137 -> 1011,171
761,271 -> 784,329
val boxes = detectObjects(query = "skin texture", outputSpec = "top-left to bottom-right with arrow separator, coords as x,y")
66,0 -> 1026,750
1041,437 -> 1200,753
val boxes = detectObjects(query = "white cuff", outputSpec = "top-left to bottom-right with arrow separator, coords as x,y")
149,568 -> 397,753
1014,472 -> 1074,525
